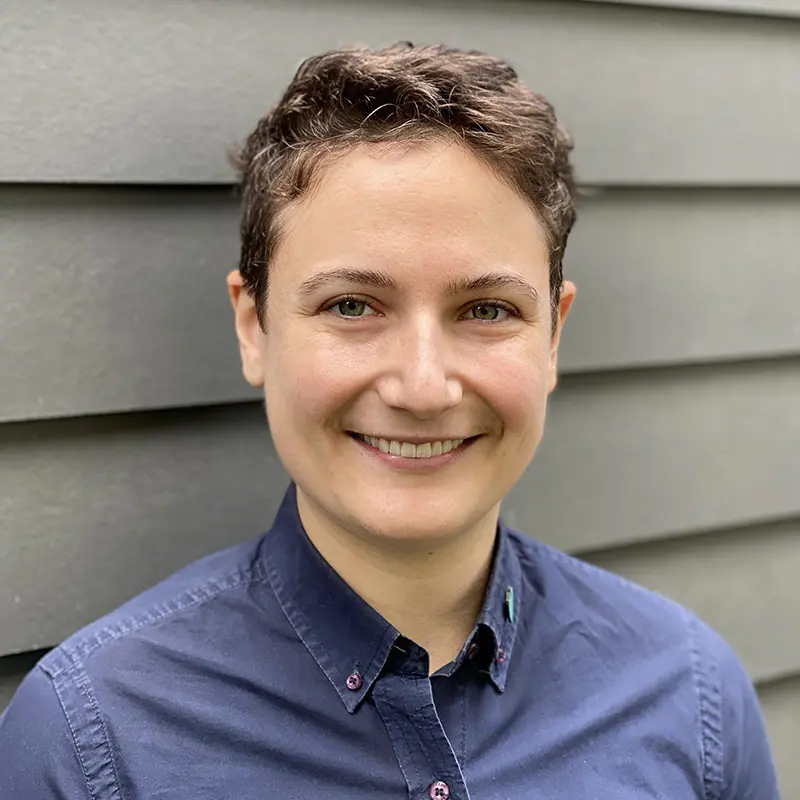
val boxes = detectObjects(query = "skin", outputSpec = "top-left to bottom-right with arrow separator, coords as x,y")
228,138 -> 575,671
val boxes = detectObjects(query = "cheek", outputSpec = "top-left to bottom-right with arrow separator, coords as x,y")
264,332 -> 371,425
468,341 -> 552,427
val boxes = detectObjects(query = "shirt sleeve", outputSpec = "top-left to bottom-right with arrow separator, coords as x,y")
717,637 -> 781,800
0,665 -> 89,799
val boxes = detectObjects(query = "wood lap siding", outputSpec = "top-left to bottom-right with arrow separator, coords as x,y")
581,0 -> 800,19
1,0 -> 797,794
2,186 -> 799,423
758,676 -> 800,796
2,0 -> 800,185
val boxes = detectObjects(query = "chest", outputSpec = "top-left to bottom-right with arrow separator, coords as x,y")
114,667 -> 704,799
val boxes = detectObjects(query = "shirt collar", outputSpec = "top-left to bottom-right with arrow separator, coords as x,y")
473,513 -> 523,693
260,483 -> 522,711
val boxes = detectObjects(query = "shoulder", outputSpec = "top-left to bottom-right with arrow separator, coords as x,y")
43,532 -> 269,673
0,663 -> 89,797
509,530 -> 779,798
0,532 -> 272,798
511,528 -> 749,685
510,529 -> 701,647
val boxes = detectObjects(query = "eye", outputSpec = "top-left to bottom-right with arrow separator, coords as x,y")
462,301 -> 517,322
323,296 -> 377,318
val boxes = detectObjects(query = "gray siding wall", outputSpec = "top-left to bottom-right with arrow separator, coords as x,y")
1,0 -> 798,794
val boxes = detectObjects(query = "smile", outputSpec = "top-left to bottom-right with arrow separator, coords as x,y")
349,433 -> 476,459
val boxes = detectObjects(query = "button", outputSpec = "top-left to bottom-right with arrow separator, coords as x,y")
467,642 -> 480,661
429,780 -> 450,799
345,671 -> 363,691
495,648 -> 508,664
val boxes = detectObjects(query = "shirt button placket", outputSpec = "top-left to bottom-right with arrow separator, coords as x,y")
372,669 -> 467,800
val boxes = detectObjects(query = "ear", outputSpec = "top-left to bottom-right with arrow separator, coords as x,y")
547,280 -> 576,393
226,270 -> 266,388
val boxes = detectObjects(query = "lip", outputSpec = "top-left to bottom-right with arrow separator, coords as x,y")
348,432 -> 480,472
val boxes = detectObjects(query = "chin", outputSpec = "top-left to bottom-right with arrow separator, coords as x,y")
342,492 -> 490,544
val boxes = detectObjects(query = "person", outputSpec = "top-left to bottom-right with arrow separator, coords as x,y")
0,42 -> 779,799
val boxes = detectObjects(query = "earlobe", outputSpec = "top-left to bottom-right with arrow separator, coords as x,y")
226,270 -> 266,388
548,357 -> 559,393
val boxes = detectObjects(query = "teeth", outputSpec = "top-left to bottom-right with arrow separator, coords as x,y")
415,442 -> 432,458
360,435 -> 466,458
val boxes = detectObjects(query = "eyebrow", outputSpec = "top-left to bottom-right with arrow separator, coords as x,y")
446,272 -> 542,307
297,268 -> 397,297
296,267 -> 542,306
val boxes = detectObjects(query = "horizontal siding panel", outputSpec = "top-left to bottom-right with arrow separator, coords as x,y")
582,0 -> 800,19
582,519 -> 800,682
0,187 -> 255,423
0,405 -> 288,656
507,357 -> 800,551
562,189 -> 800,371
2,358 -> 799,654
2,0 -> 800,185
4,186 -> 800,423
758,675 -> 800,800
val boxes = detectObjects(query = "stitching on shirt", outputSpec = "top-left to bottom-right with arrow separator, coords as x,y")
263,549 -> 341,686
282,594 -> 344,693
373,677 -> 426,793
265,546 -> 395,706
45,562 -> 268,678
688,615 -> 724,800
413,677 -> 469,790
48,659 -> 124,800
459,677 -> 468,768
45,664 -> 101,800
74,661 -> 125,800
522,535 -> 725,794
265,550 -> 368,704
273,567 -> 395,704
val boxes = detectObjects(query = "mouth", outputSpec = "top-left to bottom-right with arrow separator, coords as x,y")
347,432 -> 481,459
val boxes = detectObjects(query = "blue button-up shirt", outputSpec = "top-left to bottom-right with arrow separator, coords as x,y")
0,484 -> 778,798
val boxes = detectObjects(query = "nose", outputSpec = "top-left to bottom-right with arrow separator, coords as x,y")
375,314 -> 463,418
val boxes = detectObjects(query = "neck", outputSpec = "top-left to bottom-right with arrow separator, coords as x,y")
296,491 -> 499,673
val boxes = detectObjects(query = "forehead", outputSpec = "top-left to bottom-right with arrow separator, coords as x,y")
272,139 -> 549,287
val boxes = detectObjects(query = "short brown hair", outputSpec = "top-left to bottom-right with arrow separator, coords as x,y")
235,42 -> 576,332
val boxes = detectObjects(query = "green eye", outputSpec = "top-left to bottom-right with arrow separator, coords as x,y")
335,299 -> 369,317
465,303 -> 511,322
471,305 -> 500,321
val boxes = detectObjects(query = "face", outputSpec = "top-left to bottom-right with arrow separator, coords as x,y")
229,139 -> 575,549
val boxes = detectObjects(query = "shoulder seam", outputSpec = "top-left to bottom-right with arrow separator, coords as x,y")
46,659 -> 122,800
687,614 -> 725,800
45,560 -> 268,678
513,532 -> 727,796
